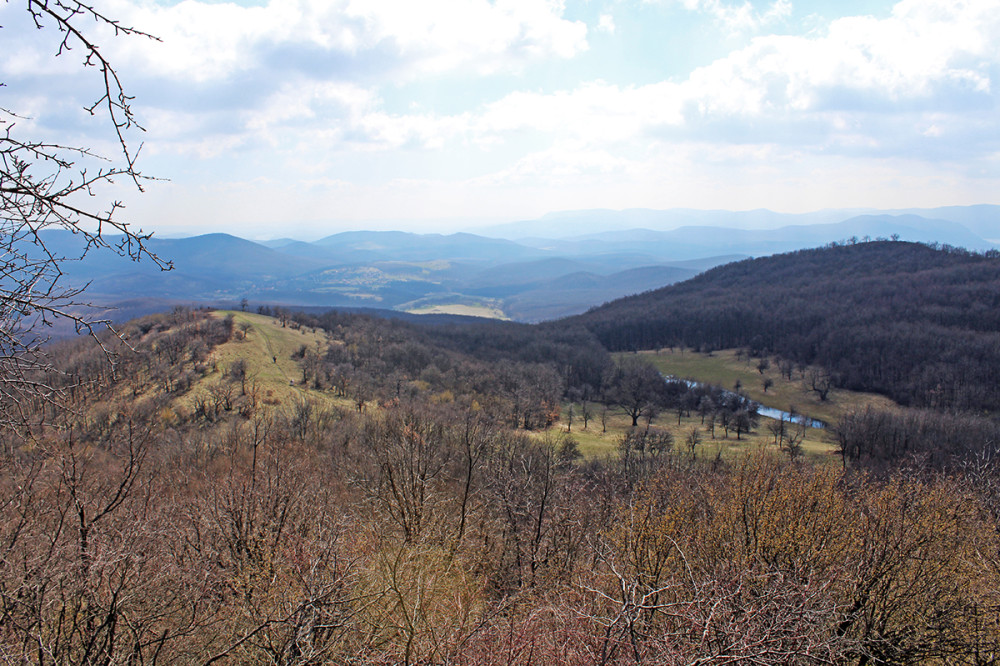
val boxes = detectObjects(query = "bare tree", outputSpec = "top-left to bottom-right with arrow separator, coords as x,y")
807,367 -> 833,401
733,409 -> 756,440
782,422 -> 806,460
358,408 -> 453,543
1,1 -> 168,435
603,357 -> 666,427
580,400 -> 593,430
685,426 -> 702,459
768,414 -> 787,447
229,357 -> 249,394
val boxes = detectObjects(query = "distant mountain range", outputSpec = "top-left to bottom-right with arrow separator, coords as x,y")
41,205 -> 999,323
481,204 -> 1000,244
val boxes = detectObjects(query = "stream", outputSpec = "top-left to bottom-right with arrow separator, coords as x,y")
665,376 -> 827,429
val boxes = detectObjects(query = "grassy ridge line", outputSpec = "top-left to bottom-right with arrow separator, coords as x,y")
201,310 -> 349,410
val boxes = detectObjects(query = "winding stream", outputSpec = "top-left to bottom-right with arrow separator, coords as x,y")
665,376 -> 827,429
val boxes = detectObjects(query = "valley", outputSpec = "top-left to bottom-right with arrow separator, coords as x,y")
199,312 -> 851,462
45,205 -> 1000,326
4,240 -> 1000,663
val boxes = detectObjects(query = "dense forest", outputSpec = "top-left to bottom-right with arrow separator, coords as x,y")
3,299 -> 1000,663
573,241 -> 1000,413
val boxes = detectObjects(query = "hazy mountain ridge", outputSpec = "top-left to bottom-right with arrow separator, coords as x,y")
515,213 -> 996,257
39,206 -> 999,323
483,205 -> 1000,240
40,229 -> 720,321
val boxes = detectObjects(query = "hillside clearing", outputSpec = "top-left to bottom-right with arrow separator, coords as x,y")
542,399 -> 838,463
194,310 -> 350,411
632,348 -> 897,426
405,303 -> 509,319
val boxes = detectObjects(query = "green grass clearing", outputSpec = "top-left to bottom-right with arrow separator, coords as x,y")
191,311 -> 351,412
537,399 -> 838,464
631,348 -> 897,426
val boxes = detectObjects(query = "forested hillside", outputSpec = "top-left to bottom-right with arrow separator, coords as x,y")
574,241 -> 1000,412
5,307 -> 1000,663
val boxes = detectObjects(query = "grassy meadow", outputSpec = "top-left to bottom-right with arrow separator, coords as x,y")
540,347 -> 900,463
547,398 -> 839,463
635,348 -> 897,425
405,303 -> 508,319
190,310 -> 351,411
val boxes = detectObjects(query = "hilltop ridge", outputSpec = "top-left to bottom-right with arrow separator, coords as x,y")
568,240 -> 1000,412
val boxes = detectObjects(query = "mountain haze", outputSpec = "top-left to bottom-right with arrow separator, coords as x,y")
482,205 -> 1000,240
40,205 -> 999,324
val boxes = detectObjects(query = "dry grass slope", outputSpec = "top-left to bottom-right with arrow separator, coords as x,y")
188,310 -> 350,411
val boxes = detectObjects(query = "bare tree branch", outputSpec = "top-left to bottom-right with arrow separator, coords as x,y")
1,0 -> 170,436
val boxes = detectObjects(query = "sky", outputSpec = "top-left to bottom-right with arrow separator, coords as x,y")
2,0 -> 999,239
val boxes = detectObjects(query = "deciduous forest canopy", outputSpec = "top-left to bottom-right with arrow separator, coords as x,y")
3,301 -> 1000,662
574,240 -> 1000,412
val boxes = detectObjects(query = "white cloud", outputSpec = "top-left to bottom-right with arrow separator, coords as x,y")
473,82 -> 683,140
7,0 -> 1000,231
291,0 -> 1000,156
670,0 -> 792,34
667,0 -> 1000,154
194,0 -> 998,187
347,0 -> 589,69
98,0 -> 587,83
482,141 -> 640,185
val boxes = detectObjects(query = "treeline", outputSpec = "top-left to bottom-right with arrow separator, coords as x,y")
835,406 -> 1000,470
574,241 -> 1000,412
281,310 -> 611,430
293,309 -> 611,392
263,306 -> 1000,471
283,311 -> 769,446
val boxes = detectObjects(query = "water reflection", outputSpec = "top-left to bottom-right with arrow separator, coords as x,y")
664,375 -> 826,429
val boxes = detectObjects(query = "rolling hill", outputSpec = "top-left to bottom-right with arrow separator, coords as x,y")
568,240 -> 1000,412
37,230 -> 727,322
34,206 -> 998,324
